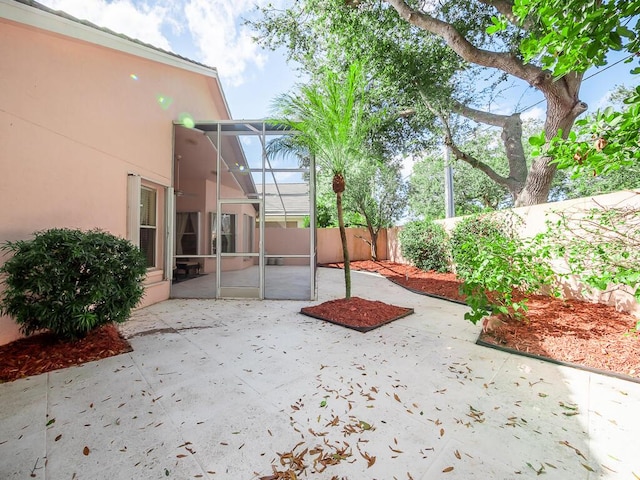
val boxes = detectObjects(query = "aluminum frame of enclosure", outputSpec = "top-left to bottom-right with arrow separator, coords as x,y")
171,120 -> 316,301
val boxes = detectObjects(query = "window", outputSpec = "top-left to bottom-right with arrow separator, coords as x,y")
140,186 -> 157,267
244,214 -> 254,253
176,212 -> 199,255
210,213 -> 236,253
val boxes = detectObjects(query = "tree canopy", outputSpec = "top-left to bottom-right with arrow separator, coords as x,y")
343,159 -> 407,259
251,0 -> 593,206
511,0 -> 640,177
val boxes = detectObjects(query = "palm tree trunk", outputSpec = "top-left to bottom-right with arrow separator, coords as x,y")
336,191 -> 351,299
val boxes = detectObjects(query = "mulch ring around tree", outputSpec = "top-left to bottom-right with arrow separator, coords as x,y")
300,296 -> 414,332
0,324 -> 132,383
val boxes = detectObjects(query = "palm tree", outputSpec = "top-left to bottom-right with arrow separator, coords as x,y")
269,62 -> 372,299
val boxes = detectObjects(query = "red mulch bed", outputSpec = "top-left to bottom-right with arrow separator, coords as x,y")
301,297 -> 413,332
2,260 -> 638,382
0,324 -> 132,383
323,260 -> 640,380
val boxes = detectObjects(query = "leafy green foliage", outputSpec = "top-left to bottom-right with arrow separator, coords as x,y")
253,0 -> 592,206
269,63 -> 374,177
450,215 -> 556,324
252,0 -> 464,157
0,228 -> 147,340
399,220 -> 451,273
513,1 -> 640,178
407,122 -> 538,219
344,160 -> 408,259
409,154 -> 509,219
512,0 -> 640,77
540,97 -> 640,177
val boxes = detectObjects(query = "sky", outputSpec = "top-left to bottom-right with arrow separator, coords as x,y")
37,0 -> 638,127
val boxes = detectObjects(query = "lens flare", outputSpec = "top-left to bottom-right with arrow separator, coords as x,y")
179,112 -> 195,128
130,73 -> 138,80
156,94 -> 173,110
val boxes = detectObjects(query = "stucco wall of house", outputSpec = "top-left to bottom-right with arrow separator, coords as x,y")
0,14 -> 229,345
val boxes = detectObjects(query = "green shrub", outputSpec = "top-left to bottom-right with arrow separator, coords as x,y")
450,215 -> 508,279
450,215 -> 556,325
399,220 -> 451,273
0,228 -> 147,340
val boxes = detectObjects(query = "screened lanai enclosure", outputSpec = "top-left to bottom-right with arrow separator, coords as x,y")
171,121 -> 316,300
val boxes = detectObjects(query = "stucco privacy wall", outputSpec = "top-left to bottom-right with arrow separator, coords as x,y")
387,189 -> 640,316
317,228 -> 388,264
0,3 -> 229,345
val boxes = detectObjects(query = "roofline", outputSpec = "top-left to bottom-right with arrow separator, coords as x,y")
1,0 -> 220,81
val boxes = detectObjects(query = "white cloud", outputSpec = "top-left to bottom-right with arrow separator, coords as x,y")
39,0 -> 275,87
184,0 -> 270,87
40,0 -> 172,51
520,106 -> 545,122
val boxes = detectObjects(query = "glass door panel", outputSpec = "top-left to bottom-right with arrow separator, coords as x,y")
217,201 -> 261,298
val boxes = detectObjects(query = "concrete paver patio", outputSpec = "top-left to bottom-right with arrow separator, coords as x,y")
1,267 -> 639,479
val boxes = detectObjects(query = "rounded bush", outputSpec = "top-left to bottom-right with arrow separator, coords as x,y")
450,215 -> 509,278
0,228 -> 147,340
399,220 -> 451,273
450,214 -> 557,325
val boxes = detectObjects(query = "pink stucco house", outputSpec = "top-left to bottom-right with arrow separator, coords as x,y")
0,0 -> 316,345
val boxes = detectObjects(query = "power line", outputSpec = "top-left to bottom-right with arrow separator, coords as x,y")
446,53 -> 636,146
516,54 -> 635,114
403,53 -> 637,183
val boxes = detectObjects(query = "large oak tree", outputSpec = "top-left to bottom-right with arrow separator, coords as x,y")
251,0 -> 590,206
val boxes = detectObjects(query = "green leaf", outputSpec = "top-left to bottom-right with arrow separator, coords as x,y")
616,25 -> 635,39
528,133 -> 546,147
359,420 -> 372,430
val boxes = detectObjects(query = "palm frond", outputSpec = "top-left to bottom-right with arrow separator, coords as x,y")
269,62 -> 373,176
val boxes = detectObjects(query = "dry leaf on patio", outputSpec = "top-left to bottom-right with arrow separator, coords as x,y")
357,446 -> 376,468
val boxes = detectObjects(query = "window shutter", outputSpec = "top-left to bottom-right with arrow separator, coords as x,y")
127,174 -> 141,245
